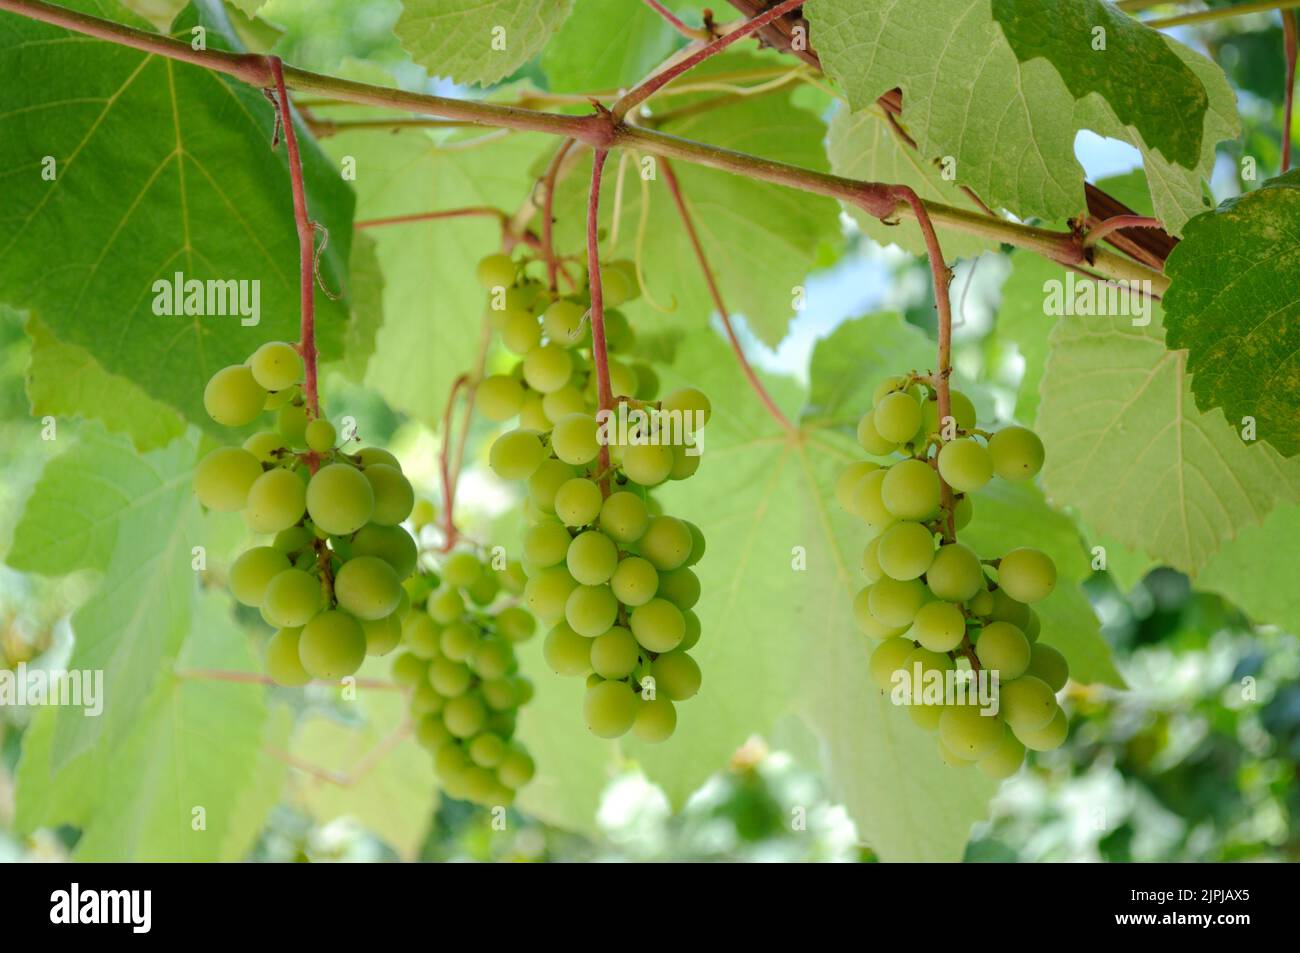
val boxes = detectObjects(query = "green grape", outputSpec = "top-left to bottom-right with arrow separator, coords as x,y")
305,463 -> 374,535
921,389 -> 977,434
835,460 -> 881,514
524,566 -> 578,622
649,650 -> 701,700
856,411 -> 899,456
263,568 -> 323,627
475,253 -> 516,289
500,559 -> 529,595
987,587 -> 1030,628
230,546 -> 291,607
975,621 -> 1030,678
1025,643 -> 1068,692
358,447 -> 401,470
968,588 -> 994,616
999,676 -> 1057,732
633,697 -> 677,743
599,491 -> 649,543
469,732 -> 507,768
872,375 -> 922,405
668,445 -> 701,481
639,515 -> 692,570
334,556 -> 402,621
481,677 -> 517,710
476,374 -> 526,422
911,600 -> 966,653
266,627 -> 310,686
542,385 -> 587,422
988,425 -> 1045,481
660,387 -> 711,431
622,444 -> 674,486
977,726 -> 1026,779
434,742 -> 470,781
611,556 -> 659,606
204,364 -> 267,427
953,494 -> 973,530
501,311 -> 541,354
244,467 -> 307,534
868,637 -> 914,691
876,521 -> 936,581
415,713 -> 452,751
852,587 -> 909,638
495,606 -> 536,643
630,598 -> 685,652
566,530 -> 619,585
361,613 -> 402,656
439,620 -> 480,661
471,638 -> 513,679
605,311 -> 634,353
850,467 -> 896,527
543,299 -> 586,345
443,694 -> 487,738
392,651 -> 430,687
680,609 -> 702,650
362,464 -> 414,526
938,704 -> 1004,760
590,626 -> 640,679
441,551 -> 482,588
524,520 -> 572,567
861,536 -> 884,582
600,259 -> 640,307
427,659 -> 471,698
244,430 -> 287,463
543,621 -> 592,675
411,681 -> 444,717
277,404 -> 309,449
350,524 -> 418,578
194,446 -> 263,512
607,360 -> 639,399
498,747 -> 536,788
522,343 -> 573,393
1022,609 -> 1041,643
1014,706 -> 1067,751
553,478 -> 602,528
683,521 -> 706,567
302,419 -> 333,454
582,679 -> 637,738
868,576 -> 928,628
873,391 -> 923,444
247,341 -> 303,392
489,429 -> 547,481
426,585 -> 465,624
565,584 -> 619,638
656,568 -> 700,610
907,692 -> 946,729
551,412 -> 600,466
529,459 -> 577,511
937,438 -> 992,492
927,542 -> 984,602
997,548 -> 1056,603
264,385 -> 298,411
298,610 -> 367,680
520,391 -> 551,430
938,739 -> 974,768
880,458 -> 941,520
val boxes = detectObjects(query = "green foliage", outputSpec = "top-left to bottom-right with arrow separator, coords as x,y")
396,0 -> 575,85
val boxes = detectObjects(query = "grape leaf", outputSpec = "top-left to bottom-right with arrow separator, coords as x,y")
1036,308 -> 1300,576
333,232 -> 384,385
395,0 -> 575,86
542,0 -> 683,93
1163,171 -> 1300,458
806,311 -> 935,428
0,1 -> 353,432
993,251 -> 1065,423
1198,502 -> 1300,635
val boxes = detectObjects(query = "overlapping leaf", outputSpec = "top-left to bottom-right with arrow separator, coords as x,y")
396,0 -> 575,85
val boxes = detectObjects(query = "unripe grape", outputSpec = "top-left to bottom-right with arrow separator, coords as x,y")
194,446 -> 262,512
204,364 -> 267,427
669,445 -> 701,481
476,374 -> 526,421
303,417 -> 335,452
522,343 -> 573,393
361,613 -> 402,656
849,469 -> 895,533
529,459 -> 577,511
937,438 -> 992,492
263,568 -> 323,627
999,676 -> 1057,732
591,626 -> 640,679
657,568 -> 700,610
953,494 -> 973,530
426,585 -> 465,624
429,657 -> 473,696
498,747 -> 536,788
360,464 -> 414,526
911,600 -> 966,652
244,430 -> 288,463
660,387 -> 711,430
567,530 -> 619,585
872,375 -> 922,405
630,598 -> 685,652
244,467 -> 307,534
622,444 -> 674,486
551,412 -> 600,466
651,650 -> 701,700
495,606 -> 535,643
524,520 -> 572,567
987,587 -> 1030,628
266,626 -> 311,686
881,458 -> 941,520
469,732 -> 507,768
680,608 -> 702,651
1022,608 -> 1041,643
351,524 -> 418,578
868,576 -> 928,627
277,404 -> 309,448
997,548 -> 1056,603
411,682 -> 446,719
977,727 -> 1026,779
938,704 -> 1004,760
543,299 -> 586,345
907,696 -> 945,731
876,521 -> 936,580
1025,643 -> 1069,692
938,739 -> 975,768
401,614 -> 439,660
852,586 -> 909,638
434,742 -> 470,781
927,542 -> 984,602
359,449 -> 400,472
1013,706 -> 1067,751
599,491 -> 649,543
583,679 -> 638,737
230,546 -> 291,607
444,694 -> 487,738
633,697 -> 677,743
861,537 -> 884,582
988,425 -> 1044,481
639,515 -> 692,570
565,584 -> 619,637
475,253 -> 516,290
520,390 -> 550,430
683,520 -> 706,567
391,651 -> 428,687
975,621 -> 1030,678
835,460 -> 881,513
550,478 -> 602,529
441,551 -> 481,589
856,411 -> 899,456
868,637 -> 914,691
524,567 -> 578,622
921,389 -> 977,434
611,556 -> 658,606
968,588 -> 994,616
306,463 -> 374,535
415,713 -> 452,751
481,677 -> 517,710
248,341 -> 303,392
298,609 -> 367,680
489,429 -> 547,481
543,623 -> 591,675
542,384 -> 586,422
335,555 -> 402,620
873,391 -> 923,443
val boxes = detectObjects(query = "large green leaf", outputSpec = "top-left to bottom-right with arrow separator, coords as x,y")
395,0 -> 574,86
1163,171 -> 1300,458
1198,502 -> 1300,635
0,1 -> 353,432
806,311 -> 935,428
542,0 -> 683,93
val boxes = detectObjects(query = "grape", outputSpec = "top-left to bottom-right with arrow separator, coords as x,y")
876,521 -> 936,581
907,696 -> 945,731
997,548 -> 1056,603
660,387 -> 711,430
501,311 -> 541,356
938,704 -> 1004,760
987,587 -> 1030,628
305,418 -> 336,452
683,521 -> 706,567
988,425 -> 1044,481
247,341 -> 303,392
542,385 -> 587,422
427,585 -> 465,624
434,742 -> 470,781
522,343 -> 573,393
968,588 -> 994,616
975,621 -> 1030,678
416,714 -> 452,751
401,614 -> 440,659
554,477 -> 603,526
606,312 -> 635,354
1022,609 -> 1041,644
656,568 -> 700,610
204,364 -> 267,427
481,678 -> 517,711
937,438 -> 992,492
363,464 -> 414,525
583,679 -> 638,737
600,259 -> 640,306
591,626 -> 640,679
873,391 -> 923,443
850,469 -> 895,531
856,412 -> 899,456
429,657 -> 473,696
611,556 -> 659,606
977,727 -> 1026,779
880,458 -> 941,520
835,460 -> 881,514
194,446 -> 262,512
639,515 -> 692,570
1025,643 -> 1068,692
599,491 -> 649,543
867,576 -> 928,628
634,697 -> 677,743
529,459 -> 577,511
622,444 -> 674,486
921,389 -> 977,434
392,652 -> 428,687
489,429 -> 547,481
277,404 -> 309,448
298,610 -> 367,679
230,546 -> 291,607
335,556 -> 402,621
649,650 -> 700,700
927,542 -> 984,602
669,445 -> 701,481
852,587 -> 909,639
244,467 -> 307,534
551,412 -> 600,466
263,568 -> 322,627
543,299 -> 586,345
306,463 -> 374,535
360,447 -> 399,471
441,551 -> 482,589
524,520 -> 572,567
630,598 -> 685,652
565,584 -> 619,638
475,253 -> 516,290
469,732 -> 507,768
999,676 -> 1056,732
872,376 -> 922,405
566,530 -> 619,585
607,360 -> 639,400
1013,707 -> 1067,751
523,567 -> 578,621
520,391 -> 551,430
362,613 -> 403,656
498,748 -> 536,788
938,739 -> 974,768
266,627 -> 311,686
444,694 -> 487,738
861,537 -> 884,582
476,374 -> 526,422
244,430 -> 287,463
911,600 -> 966,653
351,524 -> 417,578
680,609 -> 702,651
868,637 -> 915,691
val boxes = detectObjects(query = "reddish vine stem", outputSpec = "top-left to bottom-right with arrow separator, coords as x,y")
660,158 -> 796,434
438,321 -> 493,553
641,0 -> 708,39
541,138 -> 578,291
1082,214 -> 1163,249
586,148 -> 615,497
438,374 -> 471,550
1285,10 -> 1297,172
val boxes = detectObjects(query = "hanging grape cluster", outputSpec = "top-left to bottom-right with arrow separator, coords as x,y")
393,549 -> 539,806
838,375 -> 1070,779
193,341 -> 418,683
474,254 -> 708,742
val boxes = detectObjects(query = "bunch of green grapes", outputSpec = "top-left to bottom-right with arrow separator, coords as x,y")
193,341 -> 418,684
473,254 -> 708,742
837,374 -> 1070,778
392,550 -> 538,806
